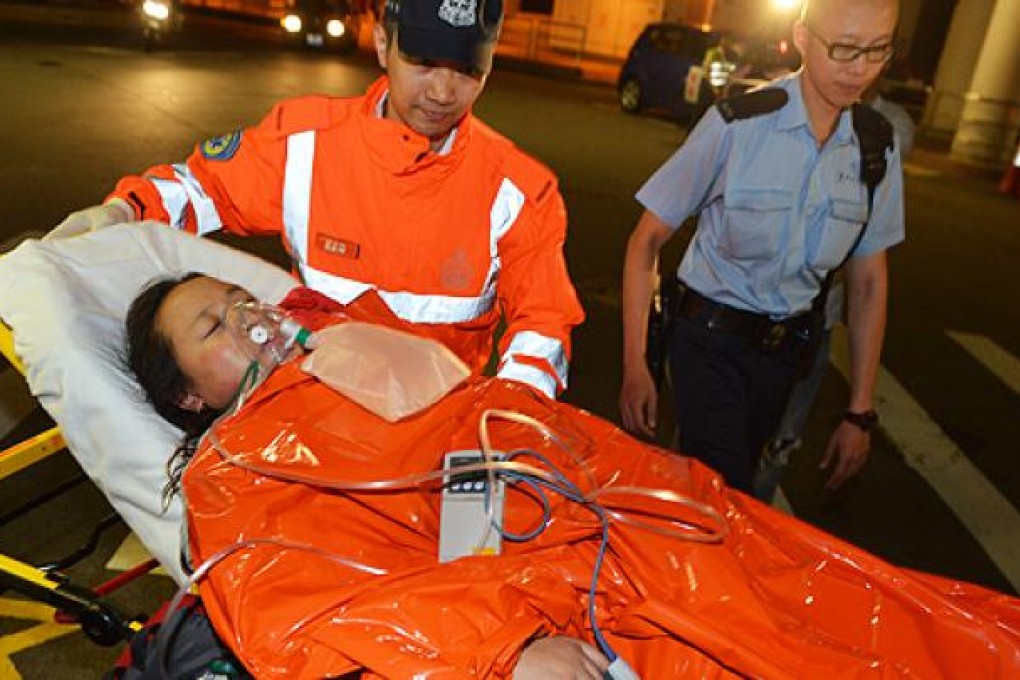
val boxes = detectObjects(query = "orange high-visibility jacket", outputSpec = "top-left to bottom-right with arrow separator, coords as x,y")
185,370 -> 1020,679
109,77 -> 584,397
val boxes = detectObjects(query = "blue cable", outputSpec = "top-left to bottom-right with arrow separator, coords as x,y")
490,450 -> 619,663
494,474 -> 550,543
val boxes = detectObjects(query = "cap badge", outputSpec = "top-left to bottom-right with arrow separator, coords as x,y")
438,0 -> 477,28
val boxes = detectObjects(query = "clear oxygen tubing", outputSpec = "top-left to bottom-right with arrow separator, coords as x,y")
476,410 -> 728,666
200,393 -> 729,671
186,308 -> 730,673
203,412 -> 728,545
477,409 -> 728,544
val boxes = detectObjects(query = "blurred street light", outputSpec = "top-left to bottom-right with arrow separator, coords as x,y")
771,0 -> 802,11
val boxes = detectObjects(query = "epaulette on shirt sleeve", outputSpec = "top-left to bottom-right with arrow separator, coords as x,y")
267,96 -> 339,138
715,87 -> 789,123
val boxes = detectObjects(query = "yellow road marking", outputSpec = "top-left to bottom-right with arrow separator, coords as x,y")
0,597 -> 79,678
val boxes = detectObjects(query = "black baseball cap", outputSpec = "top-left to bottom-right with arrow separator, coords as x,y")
384,0 -> 503,74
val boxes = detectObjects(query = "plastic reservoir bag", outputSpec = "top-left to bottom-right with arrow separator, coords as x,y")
300,322 -> 470,422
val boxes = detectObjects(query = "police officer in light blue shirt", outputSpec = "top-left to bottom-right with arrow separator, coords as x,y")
756,80 -> 915,503
619,0 -> 904,495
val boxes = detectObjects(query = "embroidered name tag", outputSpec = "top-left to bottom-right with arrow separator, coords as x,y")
316,235 -> 360,259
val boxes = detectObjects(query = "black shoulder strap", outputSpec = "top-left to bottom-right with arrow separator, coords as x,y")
851,102 -> 894,211
835,104 -> 894,266
811,104 -> 895,314
715,88 -> 788,123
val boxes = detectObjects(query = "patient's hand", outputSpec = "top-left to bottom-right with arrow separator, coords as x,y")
514,636 -> 610,679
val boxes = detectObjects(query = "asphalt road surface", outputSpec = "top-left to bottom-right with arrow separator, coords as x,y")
2,8 -> 1020,678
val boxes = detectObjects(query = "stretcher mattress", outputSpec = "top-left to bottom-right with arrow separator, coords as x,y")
0,223 -> 297,583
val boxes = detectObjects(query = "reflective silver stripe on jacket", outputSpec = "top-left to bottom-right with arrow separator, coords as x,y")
150,164 -> 223,235
283,131 -> 316,263
282,130 -> 529,325
499,330 -> 568,392
497,360 -> 558,399
484,177 -> 525,291
283,129 -> 564,391
301,266 -> 495,323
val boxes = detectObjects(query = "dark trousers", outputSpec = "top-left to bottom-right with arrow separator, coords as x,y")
669,316 -> 802,494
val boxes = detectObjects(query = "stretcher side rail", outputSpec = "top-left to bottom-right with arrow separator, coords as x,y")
0,319 -> 65,479
0,317 -> 147,646
0,554 -> 142,646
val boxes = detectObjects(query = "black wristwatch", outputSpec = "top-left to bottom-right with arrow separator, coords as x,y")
843,409 -> 879,433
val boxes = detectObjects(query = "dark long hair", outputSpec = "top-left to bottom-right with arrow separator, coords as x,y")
125,273 -> 225,507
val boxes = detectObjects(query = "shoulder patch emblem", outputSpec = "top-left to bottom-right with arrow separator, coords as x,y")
200,130 -> 243,161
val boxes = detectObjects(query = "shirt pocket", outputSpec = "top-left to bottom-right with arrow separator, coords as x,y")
720,187 -> 791,261
809,198 -> 868,270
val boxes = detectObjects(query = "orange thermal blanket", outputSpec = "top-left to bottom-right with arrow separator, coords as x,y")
184,370 -> 1020,678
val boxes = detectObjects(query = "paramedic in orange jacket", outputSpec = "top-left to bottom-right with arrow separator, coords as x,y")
52,0 -> 584,400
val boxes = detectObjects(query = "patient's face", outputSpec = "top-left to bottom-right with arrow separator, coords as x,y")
156,276 -> 258,410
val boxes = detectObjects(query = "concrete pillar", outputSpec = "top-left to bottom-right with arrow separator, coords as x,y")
923,0 -> 995,140
949,0 -> 1020,166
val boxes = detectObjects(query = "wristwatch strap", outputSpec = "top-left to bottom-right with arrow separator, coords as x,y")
843,409 -> 879,432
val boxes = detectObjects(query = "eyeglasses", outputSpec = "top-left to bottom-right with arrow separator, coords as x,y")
805,24 -> 894,64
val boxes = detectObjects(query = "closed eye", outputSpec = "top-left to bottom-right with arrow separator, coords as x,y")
202,316 -> 222,339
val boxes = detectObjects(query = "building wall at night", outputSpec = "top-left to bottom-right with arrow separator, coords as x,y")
517,0 -> 931,64
509,0 -> 1019,164
550,0 -> 664,57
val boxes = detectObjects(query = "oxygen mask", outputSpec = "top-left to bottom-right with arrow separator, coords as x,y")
223,301 -> 312,369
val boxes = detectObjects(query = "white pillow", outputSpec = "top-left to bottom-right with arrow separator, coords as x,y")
0,222 -> 298,584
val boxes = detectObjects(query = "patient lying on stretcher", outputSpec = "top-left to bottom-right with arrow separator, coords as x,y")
125,273 -> 1020,680
126,273 -> 613,678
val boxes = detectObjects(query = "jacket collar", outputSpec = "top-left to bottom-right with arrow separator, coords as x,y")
359,76 -> 472,175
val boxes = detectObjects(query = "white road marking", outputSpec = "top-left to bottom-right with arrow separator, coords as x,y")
831,325 -> 1020,592
947,330 -> 1020,398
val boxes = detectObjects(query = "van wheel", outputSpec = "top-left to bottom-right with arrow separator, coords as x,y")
620,78 -> 644,113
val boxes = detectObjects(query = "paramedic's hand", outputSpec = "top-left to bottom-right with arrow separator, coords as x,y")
821,421 -> 870,490
514,636 -> 610,679
45,198 -> 134,240
619,362 -> 657,438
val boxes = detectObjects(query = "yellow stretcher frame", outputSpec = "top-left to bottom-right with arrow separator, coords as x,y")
0,321 -> 65,479
0,318 -> 143,648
